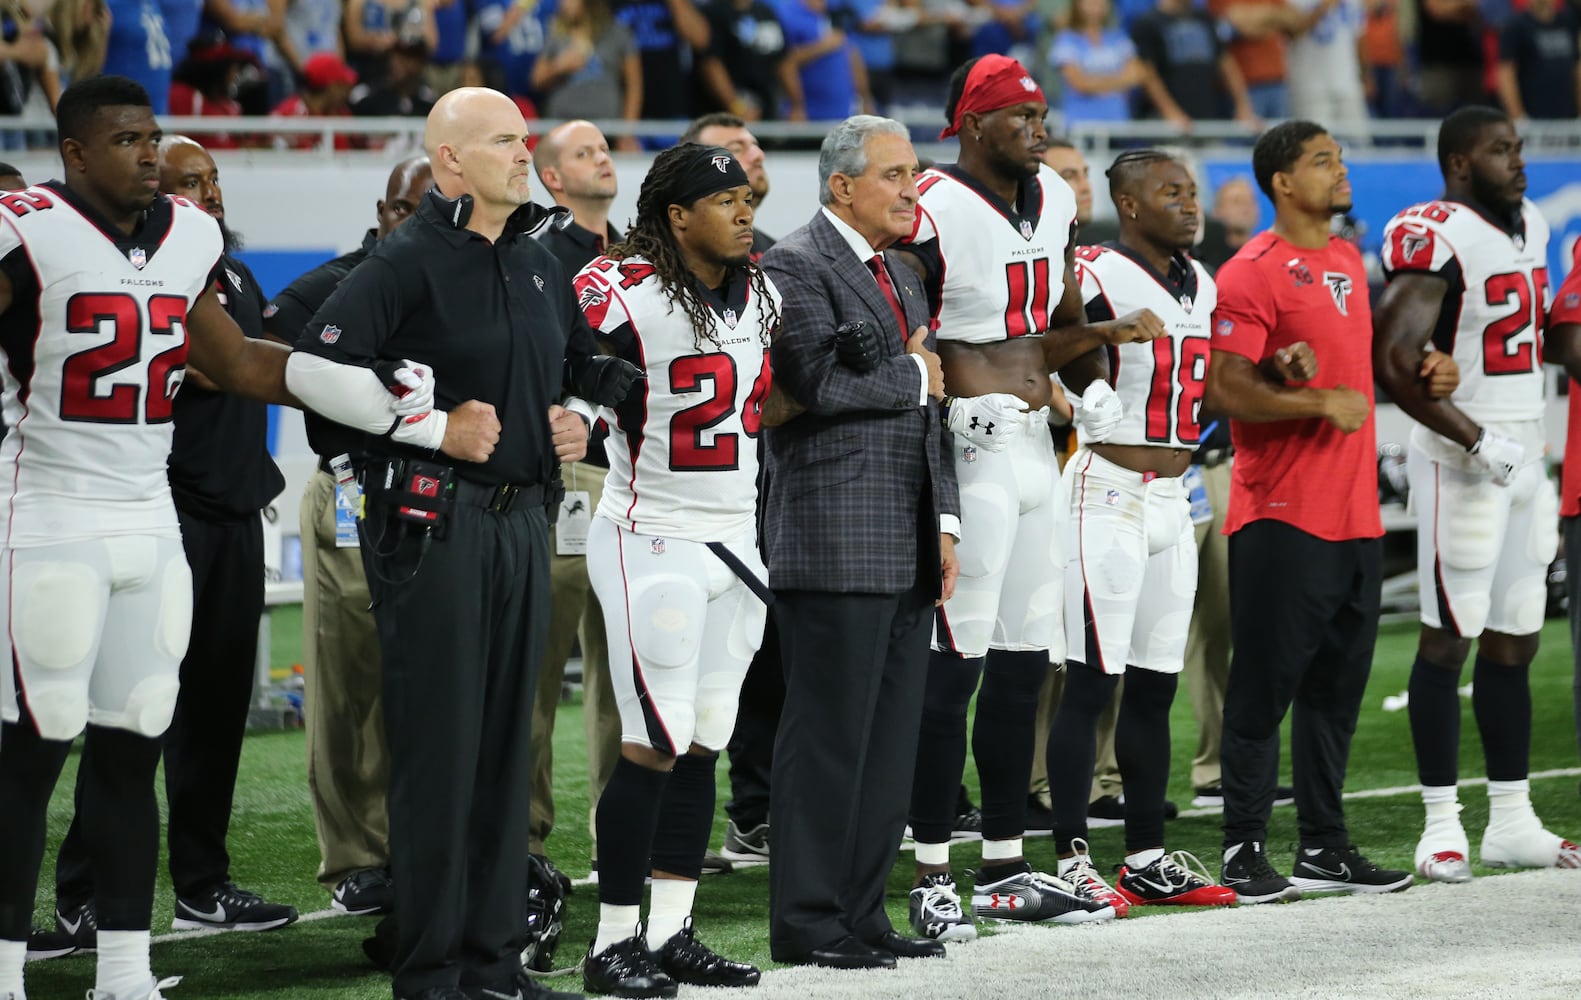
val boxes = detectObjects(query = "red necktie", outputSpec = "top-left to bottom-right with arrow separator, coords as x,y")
869,255 -> 908,340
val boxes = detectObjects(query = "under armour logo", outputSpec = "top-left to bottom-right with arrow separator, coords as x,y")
1324,271 -> 1354,316
712,155 -> 732,173
969,416 -> 995,434
989,893 -> 1020,909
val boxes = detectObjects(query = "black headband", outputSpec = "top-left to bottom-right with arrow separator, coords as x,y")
666,145 -> 751,208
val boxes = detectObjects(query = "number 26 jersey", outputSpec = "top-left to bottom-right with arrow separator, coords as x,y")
0,183 -> 222,547
1382,197 -> 1550,424
574,255 -> 777,541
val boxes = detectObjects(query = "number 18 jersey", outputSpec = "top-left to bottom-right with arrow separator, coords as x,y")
1382,197 -> 1551,424
574,255 -> 777,541
0,183 -> 222,547
1075,243 -> 1216,449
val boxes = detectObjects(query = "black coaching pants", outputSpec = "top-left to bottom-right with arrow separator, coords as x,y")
724,611 -> 783,831
57,508 -> 264,904
1221,520 -> 1380,850
363,498 -> 550,998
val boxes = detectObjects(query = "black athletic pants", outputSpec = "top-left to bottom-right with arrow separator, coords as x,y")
1221,520 -> 1380,850
1565,517 -> 1581,768
363,499 -> 550,998
56,509 -> 264,904
724,611 -> 783,831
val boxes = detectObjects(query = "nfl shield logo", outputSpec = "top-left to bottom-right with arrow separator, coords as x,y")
651,538 -> 666,555
1180,295 -> 1193,314
722,308 -> 738,329
1105,489 -> 1121,506
129,247 -> 147,269
962,445 -> 977,464
319,324 -> 342,345
1019,220 -> 1033,241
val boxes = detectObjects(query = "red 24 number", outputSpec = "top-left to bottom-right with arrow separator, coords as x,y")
1482,268 -> 1549,376
668,350 -> 772,471
61,292 -> 190,424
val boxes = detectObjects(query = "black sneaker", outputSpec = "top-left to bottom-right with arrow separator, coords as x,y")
172,882 -> 299,931
55,899 -> 97,950
1220,841 -> 1302,904
1289,845 -> 1413,895
1192,784 -> 1224,808
656,920 -> 760,988
1274,785 -> 1296,806
516,973 -> 588,1000
25,924 -> 77,961
1088,795 -> 1125,828
1163,798 -> 1179,820
719,820 -> 769,865
582,934 -> 676,998
700,850 -> 734,876
951,806 -> 983,841
333,868 -> 394,916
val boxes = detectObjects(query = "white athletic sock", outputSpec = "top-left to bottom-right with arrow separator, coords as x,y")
914,841 -> 951,866
95,930 -> 152,1000
0,938 -> 26,999
593,906 -> 641,955
644,878 -> 697,946
1421,784 -> 1461,824
1126,848 -> 1165,870
1487,779 -> 1534,823
982,838 -> 1022,862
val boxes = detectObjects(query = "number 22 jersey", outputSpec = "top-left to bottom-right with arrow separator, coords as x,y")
574,255 -> 777,541
0,183 -> 222,547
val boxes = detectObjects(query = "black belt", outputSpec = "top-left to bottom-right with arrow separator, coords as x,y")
452,478 -> 547,513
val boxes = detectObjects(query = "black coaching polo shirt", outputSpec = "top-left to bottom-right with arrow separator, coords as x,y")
296,191 -> 601,488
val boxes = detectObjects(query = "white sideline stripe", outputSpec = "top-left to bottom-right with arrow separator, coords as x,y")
152,906 -> 343,946
149,767 -> 1581,941
898,766 -> 1581,849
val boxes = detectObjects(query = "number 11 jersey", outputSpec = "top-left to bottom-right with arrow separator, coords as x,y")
574,255 -> 777,541
0,183 -> 222,547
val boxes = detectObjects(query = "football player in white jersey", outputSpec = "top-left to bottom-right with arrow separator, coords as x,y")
1048,149 -> 1239,913
575,144 -> 772,998
1374,106 -> 1580,880
0,77 -> 440,1000
890,55 -> 1164,933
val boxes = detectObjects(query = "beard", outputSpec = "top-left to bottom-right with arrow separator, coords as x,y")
218,217 -> 243,253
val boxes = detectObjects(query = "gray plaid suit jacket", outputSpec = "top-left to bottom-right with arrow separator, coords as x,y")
760,210 -> 960,597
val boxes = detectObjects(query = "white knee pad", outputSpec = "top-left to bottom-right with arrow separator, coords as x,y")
627,573 -> 708,670
156,558 -> 195,661
14,561 -> 103,671
24,684 -> 91,741
955,483 -> 1015,579
1440,477 -> 1502,572
1527,476 -> 1560,566
1501,577 -> 1548,636
117,674 -> 182,737
692,674 -> 742,751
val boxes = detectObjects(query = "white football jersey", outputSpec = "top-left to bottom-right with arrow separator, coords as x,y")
909,163 -> 1078,344
0,184 -> 222,547
574,254 -> 777,541
1381,197 -> 1551,423
1074,244 -> 1215,449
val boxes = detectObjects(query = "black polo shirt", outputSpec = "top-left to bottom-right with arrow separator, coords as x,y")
296,191 -> 601,488
265,229 -> 378,463
168,253 -> 286,520
537,217 -> 623,471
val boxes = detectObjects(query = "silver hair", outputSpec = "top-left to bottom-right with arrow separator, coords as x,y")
818,115 -> 911,206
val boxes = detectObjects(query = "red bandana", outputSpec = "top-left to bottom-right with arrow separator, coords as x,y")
941,55 -> 1047,140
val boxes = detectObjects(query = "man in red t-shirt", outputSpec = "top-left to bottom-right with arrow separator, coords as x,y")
1204,120 -> 1455,904
1543,237 -> 1581,778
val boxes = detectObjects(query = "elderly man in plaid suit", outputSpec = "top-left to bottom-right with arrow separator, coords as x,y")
759,115 -> 962,970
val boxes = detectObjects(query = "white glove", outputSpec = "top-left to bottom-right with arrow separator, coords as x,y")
1074,380 -> 1123,442
390,360 -> 435,419
945,392 -> 1028,452
1467,427 -> 1523,487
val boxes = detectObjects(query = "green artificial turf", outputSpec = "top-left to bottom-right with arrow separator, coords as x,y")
22,612 -> 1581,998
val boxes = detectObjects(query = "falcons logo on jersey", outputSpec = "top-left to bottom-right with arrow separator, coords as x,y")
579,283 -> 608,310
1400,232 -> 1430,262
1324,272 -> 1354,316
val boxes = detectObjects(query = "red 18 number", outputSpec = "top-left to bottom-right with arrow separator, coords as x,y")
1144,336 -> 1210,444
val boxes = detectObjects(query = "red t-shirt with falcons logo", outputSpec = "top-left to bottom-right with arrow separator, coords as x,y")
1552,241 -> 1581,516
1211,231 -> 1382,541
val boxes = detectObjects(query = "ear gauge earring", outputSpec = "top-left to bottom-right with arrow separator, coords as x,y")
1130,212 -> 1137,219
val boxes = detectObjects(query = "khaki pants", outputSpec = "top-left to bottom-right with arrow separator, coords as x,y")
1184,461 -> 1232,791
301,468 -> 389,886
528,460 -> 622,857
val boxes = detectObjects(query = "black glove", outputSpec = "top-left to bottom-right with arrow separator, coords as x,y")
833,320 -> 881,373
579,355 -> 644,406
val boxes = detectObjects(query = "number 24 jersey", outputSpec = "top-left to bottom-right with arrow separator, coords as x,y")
0,183 -> 221,547
574,255 -> 777,541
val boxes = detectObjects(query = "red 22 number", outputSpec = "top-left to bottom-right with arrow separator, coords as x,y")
61,293 -> 190,424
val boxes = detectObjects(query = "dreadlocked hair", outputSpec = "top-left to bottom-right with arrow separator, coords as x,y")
606,146 -> 779,352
